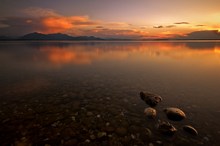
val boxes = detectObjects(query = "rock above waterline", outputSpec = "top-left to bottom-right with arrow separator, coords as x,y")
164,107 -> 186,121
140,91 -> 162,107
183,125 -> 198,136
158,121 -> 177,136
144,107 -> 156,119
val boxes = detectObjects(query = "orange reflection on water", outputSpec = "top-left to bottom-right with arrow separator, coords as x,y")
40,47 -> 94,65
214,48 -> 220,54
49,49 -> 76,63
37,41 -> 220,66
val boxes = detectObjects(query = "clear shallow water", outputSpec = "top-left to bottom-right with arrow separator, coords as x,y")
0,41 -> 220,145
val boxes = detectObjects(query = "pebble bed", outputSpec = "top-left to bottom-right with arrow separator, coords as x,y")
0,78 -> 215,146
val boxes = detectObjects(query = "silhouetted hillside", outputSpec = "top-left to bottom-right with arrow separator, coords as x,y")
20,32 -> 103,40
174,30 -> 220,40
0,36 -> 11,40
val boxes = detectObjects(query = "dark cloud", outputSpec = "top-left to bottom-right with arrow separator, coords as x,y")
72,21 -> 98,25
166,25 -> 176,28
0,17 -> 43,36
174,22 -> 189,24
153,25 -> 176,29
80,28 -> 145,39
153,25 -> 163,28
96,26 -> 104,29
195,24 -> 205,27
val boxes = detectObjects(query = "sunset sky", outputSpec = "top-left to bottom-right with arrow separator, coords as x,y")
0,0 -> 220,38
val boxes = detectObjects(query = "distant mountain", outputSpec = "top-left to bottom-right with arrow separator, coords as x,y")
0,35 -> 12,40
47,33 -> 73,40
19,32 -> 103,40
21,32 -> 51,40
173,30 -> 220,40
1,31 -> 220,41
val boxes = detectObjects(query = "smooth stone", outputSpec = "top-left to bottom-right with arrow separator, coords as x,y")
156,141 -> 163,145
105,126 -> 115,133
85,139 -> 90,143
106,122 -> 110,126
90,134 -> 96,140
97,132 -> 107,138
131,134 -> 136,139
86,112 -> 93,116
140,91 -> 162,107
144,107 -> 157,119
183,125 -> 198,136
203,136 -> 209,141
106,97 -> 111,100
164,107 -> 186,121
64,139 -> 78,146
158,121 -> 177,136
145,128 -> 152,137
116,127 -> 128,136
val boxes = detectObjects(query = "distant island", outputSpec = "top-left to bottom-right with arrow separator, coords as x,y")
0,30 -> 220,41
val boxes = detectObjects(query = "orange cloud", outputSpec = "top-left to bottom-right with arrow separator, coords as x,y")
42,17 -> 74,33
2,7 -> 218,38
20,8 -> 199,38
37,15 -> 99,34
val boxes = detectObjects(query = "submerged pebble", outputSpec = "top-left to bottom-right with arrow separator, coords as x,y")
183,125 -> 198,136
140,91 -> 162,107
203,136 -> 209,141
144,107 -> 157,119
97,132 -> 107,138
116,127 -> 128,136
158,121 -> 177,136
156,140 -> 163,145
86,112 -> 93,116
164,107 -> 186,121
145,128 -> 152,137
90,134 -> 96,140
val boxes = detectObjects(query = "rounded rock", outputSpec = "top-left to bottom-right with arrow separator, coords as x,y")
97,132 -> 107,138
144,107 -> 157,119
140,91 -> 162,107
164,107 -> 186,121
183,125 -> 198,136
116,127 -> 127,136
90,134 -> 96,140
145,128 -> 152,137
86,112 -> 93,116
158,121 -> 177,136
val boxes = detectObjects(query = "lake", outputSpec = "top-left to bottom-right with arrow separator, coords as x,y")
0,41 -> 220,145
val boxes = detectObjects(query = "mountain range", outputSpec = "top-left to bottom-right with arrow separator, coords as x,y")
0,32 -> 104,41
0,30 -> 220,41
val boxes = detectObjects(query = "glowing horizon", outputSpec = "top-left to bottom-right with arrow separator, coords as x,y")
0,0 -> 220,38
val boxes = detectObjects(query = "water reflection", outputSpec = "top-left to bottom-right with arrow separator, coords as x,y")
1,41 -> 220,68
1,41 -> 220,145
34,41 -> 220,66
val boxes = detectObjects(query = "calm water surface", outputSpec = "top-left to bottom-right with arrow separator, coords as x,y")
0,41 -> 220,145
